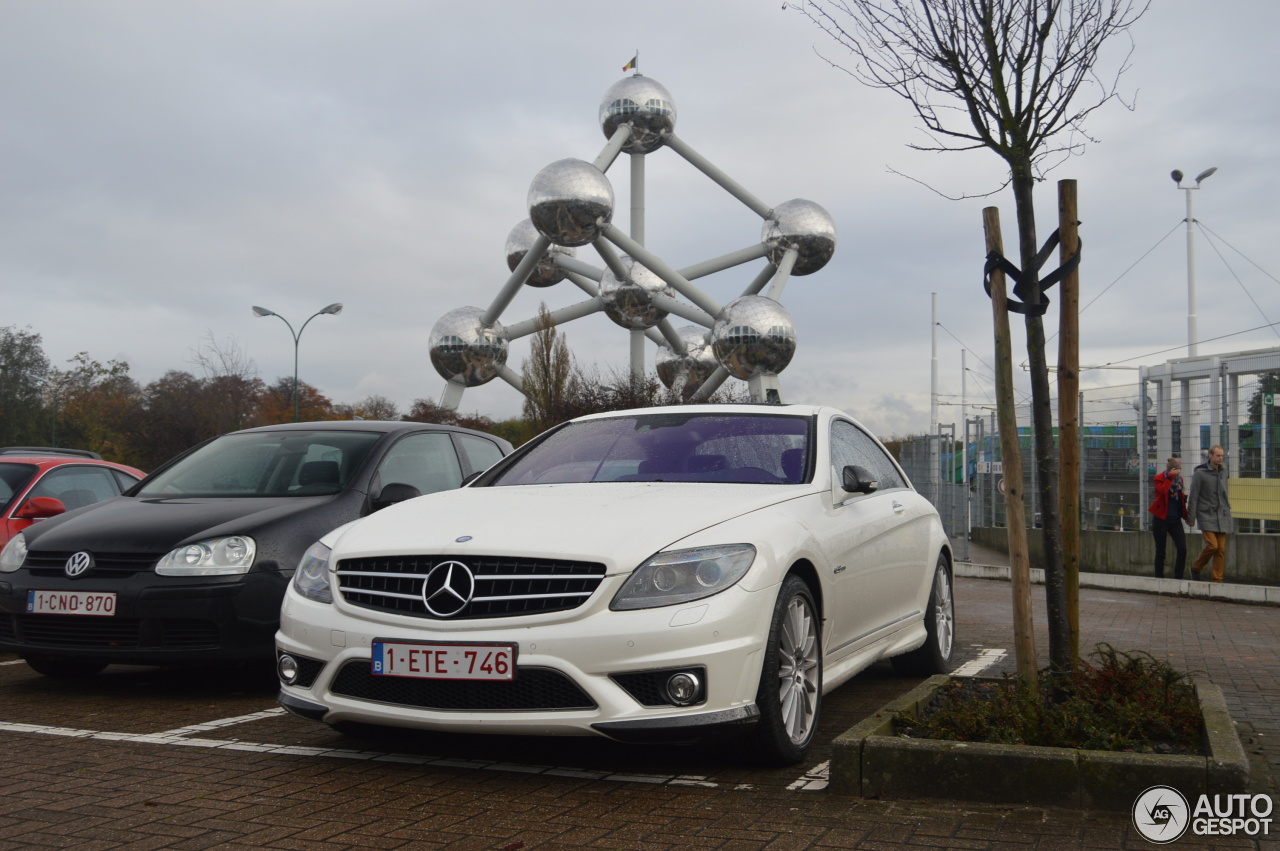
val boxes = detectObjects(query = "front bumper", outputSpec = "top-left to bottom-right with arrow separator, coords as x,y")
0,571 -> 287,665
275,580 -> 776,741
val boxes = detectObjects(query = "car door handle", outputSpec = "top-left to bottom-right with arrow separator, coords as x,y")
892,501 -> 906,514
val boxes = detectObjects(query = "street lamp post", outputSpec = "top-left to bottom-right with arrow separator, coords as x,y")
252,302 -> 343,422
27,374 -> 58,446
1170,167 -> 1217,358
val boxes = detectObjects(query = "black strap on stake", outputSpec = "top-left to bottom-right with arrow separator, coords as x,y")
983,228 -> 1082,316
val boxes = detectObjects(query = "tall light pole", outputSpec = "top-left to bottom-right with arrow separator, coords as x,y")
27,373 -> 58,446
252,302 -> 343,422
1170,167 -> 1217,358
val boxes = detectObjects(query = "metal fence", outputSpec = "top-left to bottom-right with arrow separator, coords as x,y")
897,347 -> 1280,538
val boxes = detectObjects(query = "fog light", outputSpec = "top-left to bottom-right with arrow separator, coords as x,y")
666,672 -> 701,706
277,654 -> 299,685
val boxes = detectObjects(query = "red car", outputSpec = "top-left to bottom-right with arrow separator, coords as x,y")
0,448 -> 145,548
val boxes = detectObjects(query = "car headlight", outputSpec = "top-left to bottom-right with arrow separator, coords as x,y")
156,536 -> 256,576
0,533 -> 27,573
291,540 -> 333,604
610,544 -> 756,611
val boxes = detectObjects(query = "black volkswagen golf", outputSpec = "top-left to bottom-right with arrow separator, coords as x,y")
0,421 -> 511,678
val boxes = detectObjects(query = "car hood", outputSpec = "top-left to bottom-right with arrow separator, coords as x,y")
331,482 -> 812,572
23,494 -> 335,554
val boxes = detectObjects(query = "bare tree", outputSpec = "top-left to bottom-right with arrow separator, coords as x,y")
521,305 -> 578,432
797,0 -> 1147,674
336,394 -> 401,421
186,331 -> 264,433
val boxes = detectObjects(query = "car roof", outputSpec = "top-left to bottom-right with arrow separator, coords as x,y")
0,454 -> 144,476
0,446 -> 102,460
228,420 -> 485,436
572,403 -> 834,422
225,419 -> 513,450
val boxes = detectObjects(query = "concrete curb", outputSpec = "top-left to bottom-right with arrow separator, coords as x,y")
953,561 -> 1280,605
829,677 -> 1250,810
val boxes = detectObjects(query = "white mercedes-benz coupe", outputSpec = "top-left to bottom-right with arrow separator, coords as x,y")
275,405 -> 954,765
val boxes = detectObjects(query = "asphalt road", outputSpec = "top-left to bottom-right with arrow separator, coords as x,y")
1,576 -> 1276,849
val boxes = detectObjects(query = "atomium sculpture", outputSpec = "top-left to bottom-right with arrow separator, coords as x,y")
429,66 -> 835,409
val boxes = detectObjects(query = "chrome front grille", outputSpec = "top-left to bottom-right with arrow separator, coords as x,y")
336,555 -> 606,620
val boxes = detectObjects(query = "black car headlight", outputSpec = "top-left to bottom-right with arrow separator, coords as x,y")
610,544 -> 756,611
0,533 -> 27,573
156,536 -> 256,575
291,541 -> 333,604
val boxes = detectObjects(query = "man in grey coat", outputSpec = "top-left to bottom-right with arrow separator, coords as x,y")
1188,445 -> 1232,582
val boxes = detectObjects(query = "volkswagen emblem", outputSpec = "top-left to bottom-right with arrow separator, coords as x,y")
65,551 -> 94,578
421,560 -> 475,617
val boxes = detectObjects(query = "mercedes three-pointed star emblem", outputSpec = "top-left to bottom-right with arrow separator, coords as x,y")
421,560 -> 475,617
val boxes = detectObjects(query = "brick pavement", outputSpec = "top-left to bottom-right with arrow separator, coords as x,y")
0,576 -> 1277,850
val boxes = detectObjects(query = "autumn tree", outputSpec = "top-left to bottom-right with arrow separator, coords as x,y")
798,0 -> 1147,674
0,326 -> 52,446
259,378 -> 335,425
51,353 -> 141,464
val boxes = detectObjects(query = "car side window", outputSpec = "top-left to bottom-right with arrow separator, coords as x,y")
377,433 -> 463,496
456,434 -> 505,475
830,420 -> 906,490
27,466 -> 125,510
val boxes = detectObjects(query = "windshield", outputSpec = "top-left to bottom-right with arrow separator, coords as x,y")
489,413 -> 810,486
137,431 -> 382,498
0,463 -> 38,513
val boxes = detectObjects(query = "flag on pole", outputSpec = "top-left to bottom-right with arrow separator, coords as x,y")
622,53 -> 637,72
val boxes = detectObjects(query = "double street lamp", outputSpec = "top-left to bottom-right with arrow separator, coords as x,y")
252,302 -> 344,422
1170,166 -> 1218,358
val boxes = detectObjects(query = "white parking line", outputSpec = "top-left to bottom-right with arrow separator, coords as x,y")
951,648 -> 1007,677
787,760 -> 829,791
0,719 -> 740,789
0,660 -> 27,666
157,708 -> 286,737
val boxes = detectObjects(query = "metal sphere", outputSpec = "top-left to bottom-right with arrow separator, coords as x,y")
599,76 -> 677,155
428,307 -> 509,387
527,159 -> 614,248
599,256 -> 674,330
760,199 -> 837,276
505,219 -> 574,288
711,296 -> 797,380
656,326 -> 718,397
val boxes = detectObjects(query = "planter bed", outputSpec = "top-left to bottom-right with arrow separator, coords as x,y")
829,674 -> 1249,810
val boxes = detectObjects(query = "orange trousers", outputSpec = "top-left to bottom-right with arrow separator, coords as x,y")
1192,530 -> 1227,582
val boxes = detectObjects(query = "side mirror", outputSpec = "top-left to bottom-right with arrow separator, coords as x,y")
14,497 -> 67,520
841,465 -> 880,495
371,482 -> 422,512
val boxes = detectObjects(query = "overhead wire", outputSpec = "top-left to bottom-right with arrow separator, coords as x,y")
1091,320 -> 1280,367
1196,222 -> 1280,341
1196,222 -> 1280,287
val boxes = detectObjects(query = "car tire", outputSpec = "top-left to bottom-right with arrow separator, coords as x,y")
748,574 -> 822,767
24,656 -> 108,679
891,554 -> 955,676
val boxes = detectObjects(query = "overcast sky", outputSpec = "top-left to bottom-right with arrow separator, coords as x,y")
3,1 -> 1278,438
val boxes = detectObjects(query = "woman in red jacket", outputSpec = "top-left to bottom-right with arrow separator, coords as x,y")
1148,457 -> 1188,579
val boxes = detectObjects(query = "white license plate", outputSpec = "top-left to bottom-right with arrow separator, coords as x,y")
371,639 -> 516,681
26,590 -> 117,617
